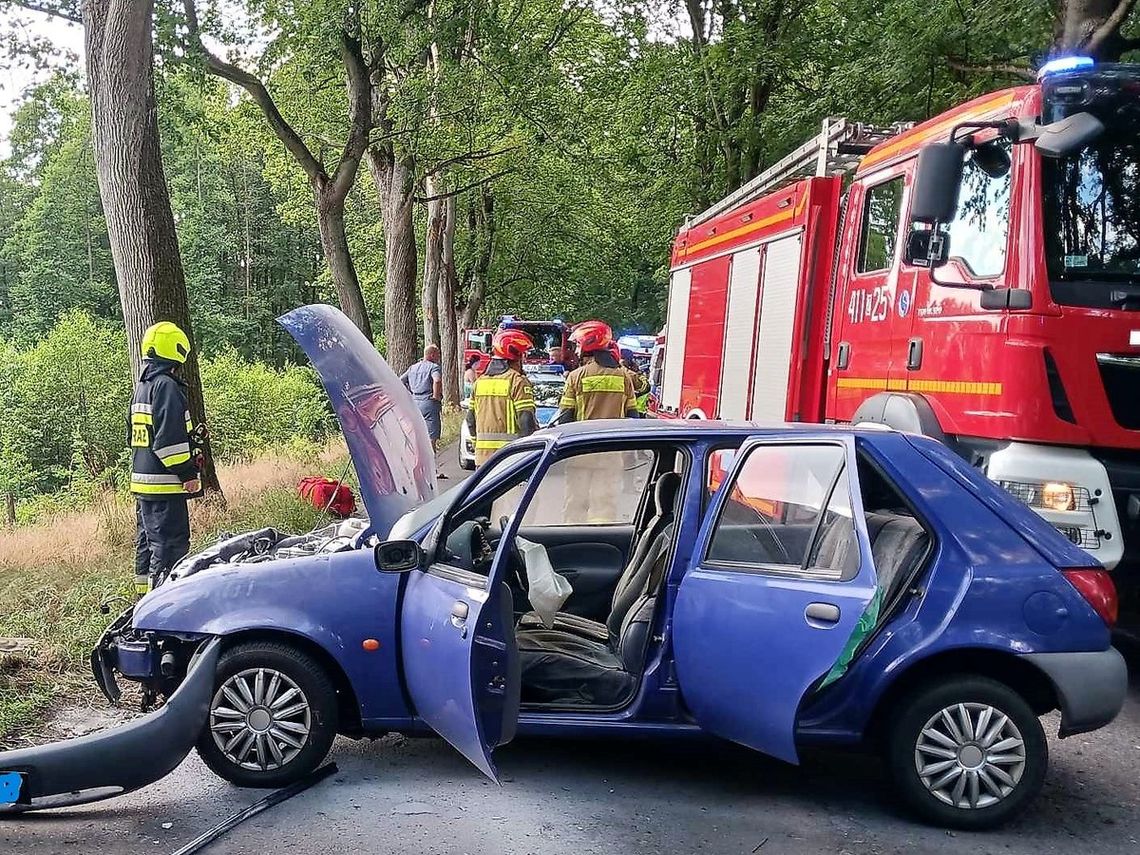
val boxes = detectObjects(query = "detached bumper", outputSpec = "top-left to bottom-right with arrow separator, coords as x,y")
1022,647 -> 1128,737
0,638 -> 219,812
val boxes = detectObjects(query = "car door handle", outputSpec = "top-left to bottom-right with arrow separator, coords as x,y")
450,601 -> 469,635
805,602 -> 841,626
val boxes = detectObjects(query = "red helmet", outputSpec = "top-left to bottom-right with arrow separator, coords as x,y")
606,342 -> 621,363
492,328 -> 534,361
569,320 -> 613,354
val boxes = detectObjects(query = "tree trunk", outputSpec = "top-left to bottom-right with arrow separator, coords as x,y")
367,147 -> 418,372
422,177 -> 443,349
1054,0 -> 1139,59
459,189 -> 493,330
437,194 -> 460,406
85,0 -> 222,496
315,188 -> 372,340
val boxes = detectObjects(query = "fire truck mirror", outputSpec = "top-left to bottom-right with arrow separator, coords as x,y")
904,225 -> 950,269
911,142 -> 966,224
1034,111 -> 1104,159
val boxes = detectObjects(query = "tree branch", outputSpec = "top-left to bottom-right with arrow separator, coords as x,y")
1088,0 -> 1140,53
946,57 -> 1036,81
6,0 -> 82,24
421,145 -> 520,180
181,0 -> 325,183
329,29 -> 373,202
415,169 -> 513,204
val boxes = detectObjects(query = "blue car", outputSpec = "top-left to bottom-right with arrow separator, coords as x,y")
1,305 -> 1128,828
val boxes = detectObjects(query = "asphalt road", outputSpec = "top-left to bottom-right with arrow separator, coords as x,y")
5,447 -> 1140,855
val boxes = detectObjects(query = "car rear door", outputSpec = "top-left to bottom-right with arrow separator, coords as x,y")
672,437 -> 878,764
398,449 -> 542,779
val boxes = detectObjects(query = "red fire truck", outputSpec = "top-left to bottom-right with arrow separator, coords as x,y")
654,58 -> 1140,601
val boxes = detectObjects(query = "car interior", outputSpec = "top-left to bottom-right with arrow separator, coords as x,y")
435,443 -> 688,711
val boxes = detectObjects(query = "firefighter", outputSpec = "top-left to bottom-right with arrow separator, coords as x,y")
552,321 -> 638,523
466,328 -> 538,466
130,322 -> 203,595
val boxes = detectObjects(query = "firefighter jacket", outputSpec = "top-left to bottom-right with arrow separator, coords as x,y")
624,366 -> 650,413
129,360 -> 200,498
469,360 -> 537,456
559,358 -> 637,421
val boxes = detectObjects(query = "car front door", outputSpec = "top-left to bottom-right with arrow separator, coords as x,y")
672,437 -> 878,764
397,448 -> 543,779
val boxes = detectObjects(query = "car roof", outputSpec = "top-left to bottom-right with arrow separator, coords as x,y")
544,419 -> 895,443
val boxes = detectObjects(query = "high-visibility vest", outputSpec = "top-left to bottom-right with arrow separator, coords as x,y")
471,369 -> 535,454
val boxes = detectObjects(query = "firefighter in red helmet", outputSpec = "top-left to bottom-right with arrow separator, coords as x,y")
466,328 -> 538,466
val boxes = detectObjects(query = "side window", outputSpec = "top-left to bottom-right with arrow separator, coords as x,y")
705,447 -> 739,503
707,444 -> 858,580
945,140 -> 1012,278
857,177 -> 904,273
505,449 -> 654,527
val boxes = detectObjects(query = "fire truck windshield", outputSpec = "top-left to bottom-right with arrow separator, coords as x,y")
1043,129 -> 1140,309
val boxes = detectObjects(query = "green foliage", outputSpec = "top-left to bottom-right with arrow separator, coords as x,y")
0,312 -> 331,516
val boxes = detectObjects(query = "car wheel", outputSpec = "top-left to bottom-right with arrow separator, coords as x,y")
886,675 -> 1047,830
196,641 -> 338,788
460,457 -> 476,471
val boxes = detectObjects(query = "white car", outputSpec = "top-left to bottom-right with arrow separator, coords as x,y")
459,368 -> 566,470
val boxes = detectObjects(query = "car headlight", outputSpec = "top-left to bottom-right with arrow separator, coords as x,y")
998,479 -> 1087,512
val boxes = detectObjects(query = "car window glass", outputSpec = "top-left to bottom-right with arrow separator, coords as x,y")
945,141 -> 1012,278
707,444 -> 848,573
502,449 -> 654,528
858,177 -> 904,273
804,465 -> 860,580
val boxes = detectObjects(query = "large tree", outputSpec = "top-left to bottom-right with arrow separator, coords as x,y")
1055,0 -> 1140,58
181,0 -> 375,340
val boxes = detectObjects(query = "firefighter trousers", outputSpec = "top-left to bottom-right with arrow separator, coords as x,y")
135,497 -> 191,587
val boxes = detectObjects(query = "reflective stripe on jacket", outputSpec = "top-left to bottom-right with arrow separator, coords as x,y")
560,360 -> 636,420
471,367 -> 535,453
129,360 -> 199,498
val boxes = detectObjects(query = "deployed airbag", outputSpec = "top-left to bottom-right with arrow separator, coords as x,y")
515,536 -> 572,628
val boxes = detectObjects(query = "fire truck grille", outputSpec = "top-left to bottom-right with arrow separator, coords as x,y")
1097,353 -> 1140,430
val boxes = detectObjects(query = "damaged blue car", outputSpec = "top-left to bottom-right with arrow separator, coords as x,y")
1,304 -> 1128,829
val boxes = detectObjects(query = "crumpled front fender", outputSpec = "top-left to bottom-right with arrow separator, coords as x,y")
0,638 -> 220,813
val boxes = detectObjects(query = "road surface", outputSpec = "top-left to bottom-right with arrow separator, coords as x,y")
5,446 -> 1140,854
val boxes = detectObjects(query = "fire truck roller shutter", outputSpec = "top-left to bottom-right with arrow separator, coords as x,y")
661,268 -> 692,414
749,233 -> 803,422
718,246 -> 763,420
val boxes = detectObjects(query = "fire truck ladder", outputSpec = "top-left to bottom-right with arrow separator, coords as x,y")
688,117 -> 915,227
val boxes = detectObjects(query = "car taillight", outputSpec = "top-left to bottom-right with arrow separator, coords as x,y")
1062,568 -> 1118,627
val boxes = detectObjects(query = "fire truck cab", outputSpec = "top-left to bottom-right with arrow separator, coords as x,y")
656,59 -> 1140,599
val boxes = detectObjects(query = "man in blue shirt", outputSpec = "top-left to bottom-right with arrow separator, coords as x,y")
401,344 -> 446,479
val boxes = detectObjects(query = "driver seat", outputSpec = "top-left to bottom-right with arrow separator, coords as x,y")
515,471 -> 682,643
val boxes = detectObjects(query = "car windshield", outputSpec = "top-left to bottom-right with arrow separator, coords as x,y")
1041,83 -> 1140,310
512,324 -> 562,358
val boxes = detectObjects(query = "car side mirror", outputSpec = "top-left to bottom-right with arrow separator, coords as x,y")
911,142 -> 967,223
375,539 -> 424,573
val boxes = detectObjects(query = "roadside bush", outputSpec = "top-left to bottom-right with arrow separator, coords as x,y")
0,313 -> 334,521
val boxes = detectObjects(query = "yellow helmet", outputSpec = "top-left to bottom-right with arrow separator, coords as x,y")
141,321 -> 191,364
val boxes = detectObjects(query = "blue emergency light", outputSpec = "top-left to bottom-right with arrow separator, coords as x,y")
1038,56 -> 1094,80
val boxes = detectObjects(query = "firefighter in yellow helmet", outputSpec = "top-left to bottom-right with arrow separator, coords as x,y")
129,321 -> 203,594
466,328 -> 538,466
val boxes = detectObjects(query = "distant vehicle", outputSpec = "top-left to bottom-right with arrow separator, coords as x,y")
653,59 -> 1140,616
463,317 -> 575,375
617,333 -> 655,373
458,366 -> 565,470
4,306 -> 1126,832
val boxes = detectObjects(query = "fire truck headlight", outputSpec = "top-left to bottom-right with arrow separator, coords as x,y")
1042,482 -> 1077,511
998,479 -> 1084,512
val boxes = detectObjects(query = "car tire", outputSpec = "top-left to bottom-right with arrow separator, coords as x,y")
460,457 -> 476,471
886,675 -> 1047,830
196,641 -> 338,788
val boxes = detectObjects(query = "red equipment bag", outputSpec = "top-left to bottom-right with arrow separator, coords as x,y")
298,477 -> 356,518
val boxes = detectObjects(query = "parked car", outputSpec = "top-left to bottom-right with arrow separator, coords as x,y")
458,366 -> 566,470
2,305 -> 1127,830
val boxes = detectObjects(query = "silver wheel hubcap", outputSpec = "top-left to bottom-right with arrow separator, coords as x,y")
914,702 -> 1026,810
210,667 -> 312,772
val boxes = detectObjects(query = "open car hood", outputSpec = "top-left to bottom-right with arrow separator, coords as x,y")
278,305 -> 436,538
